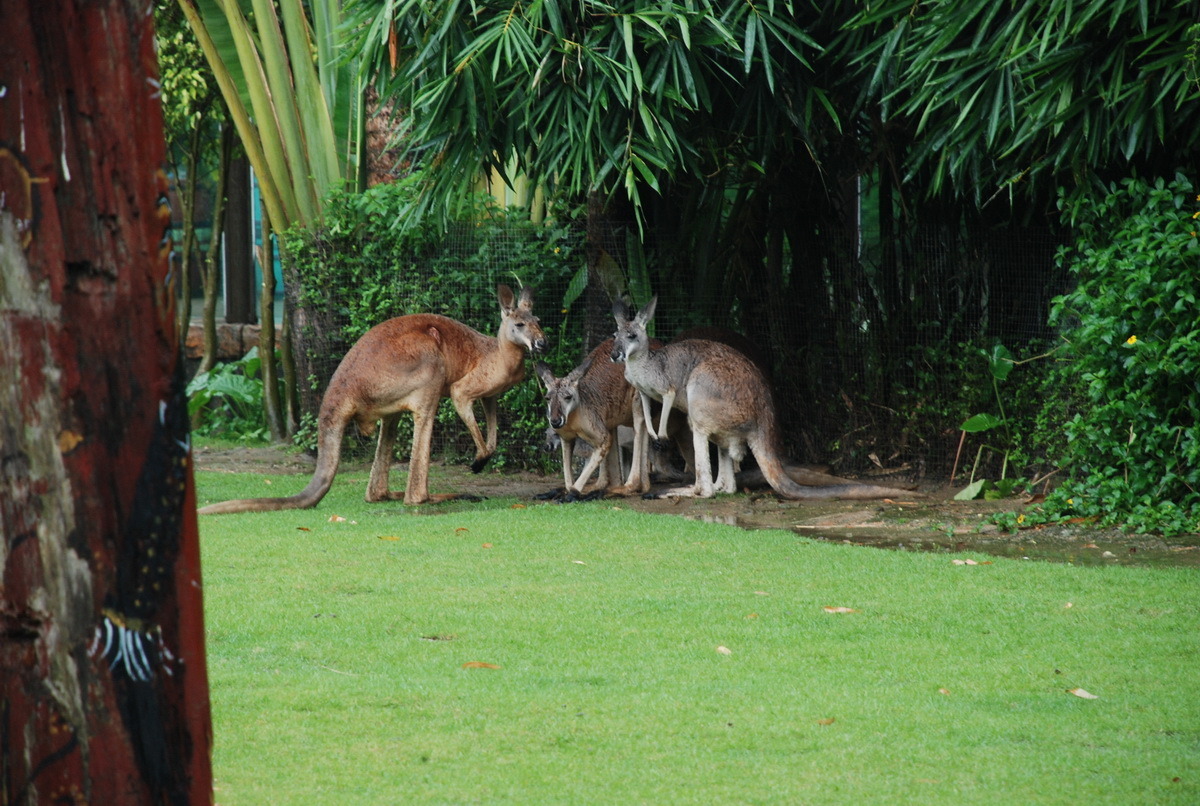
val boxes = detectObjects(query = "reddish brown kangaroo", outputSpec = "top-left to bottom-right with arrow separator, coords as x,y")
611,296 -> 917,500
535,338 -> 650,499
198,284 -> 546,514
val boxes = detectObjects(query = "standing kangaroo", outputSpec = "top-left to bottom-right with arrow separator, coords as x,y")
610,297 -> 916,500
198,284 -> 546,514
535,338 -> 650,499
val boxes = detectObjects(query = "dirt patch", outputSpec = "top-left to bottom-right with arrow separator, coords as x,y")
193,444 -> 1200,568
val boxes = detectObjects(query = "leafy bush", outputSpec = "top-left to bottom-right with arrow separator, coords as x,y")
187,348 -> 272,442
1036,173 -> 1200,534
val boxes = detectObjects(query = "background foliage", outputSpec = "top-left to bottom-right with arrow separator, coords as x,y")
1036,174 -> 1200,534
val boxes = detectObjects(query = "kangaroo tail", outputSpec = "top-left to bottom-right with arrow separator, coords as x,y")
197,407 -> 347,515
749,405 -> 920,501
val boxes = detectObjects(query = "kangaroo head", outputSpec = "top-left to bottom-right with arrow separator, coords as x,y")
609,296 -> 656,363
498,283 -> 547,354
535,356 -> 593,429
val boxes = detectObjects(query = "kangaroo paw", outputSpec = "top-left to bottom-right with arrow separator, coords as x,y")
470,455 -> 492,474
578,489 -> 608,502
535,487 -> 567,501
651,437 -> 673,452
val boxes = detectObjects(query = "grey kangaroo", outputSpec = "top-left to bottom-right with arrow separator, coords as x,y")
199,285 -> 546,514
610,297 -> 916,500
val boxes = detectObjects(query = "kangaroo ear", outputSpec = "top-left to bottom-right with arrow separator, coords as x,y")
534,361 -> 555,388
635,296 -> 658,325
568,354 -> 594,381
611,297 -> 628,322
517,285 -> 535,311
497,284 -> 516,312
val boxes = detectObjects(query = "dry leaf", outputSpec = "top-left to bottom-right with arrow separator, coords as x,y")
817,717 -> 836,726
1068,688 -> 1099,699
746,613 -> 759,620
263,478 -> 272,485
296,526 -> 311,532
823,606 -> 859,614
1082,542 -> 1099,549
510,503 -> 526,509
455,527 -> 469,534
951,559 -> 979,565
716,645 -> 733,655
482,542 -> 493,549
328,515 -> 346,523
573,560 -> 586,565
938,688 -> 951,695
377,535 -> 400,541
1064,602 -> 1074,609
461,661 -> 501,669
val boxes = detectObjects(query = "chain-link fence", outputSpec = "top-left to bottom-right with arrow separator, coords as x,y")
286,213 -> 1069,486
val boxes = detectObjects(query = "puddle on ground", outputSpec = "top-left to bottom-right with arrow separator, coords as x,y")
681,510 -> 1200,568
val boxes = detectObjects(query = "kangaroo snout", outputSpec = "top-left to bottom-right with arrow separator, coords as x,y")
609,346 -> 624,363
532,336 -> 548,354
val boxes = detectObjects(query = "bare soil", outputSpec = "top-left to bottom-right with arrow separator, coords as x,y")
193,445 -> 1200,568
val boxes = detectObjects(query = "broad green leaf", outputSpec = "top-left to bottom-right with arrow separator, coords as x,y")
961,413 -> 1003,432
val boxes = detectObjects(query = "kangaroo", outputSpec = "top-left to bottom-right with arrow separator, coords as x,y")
198,284 -> 546,514
535,338 -> 650,500
610,297 -> 917,500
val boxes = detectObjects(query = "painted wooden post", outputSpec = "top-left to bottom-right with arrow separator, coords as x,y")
0,1 -> 213,803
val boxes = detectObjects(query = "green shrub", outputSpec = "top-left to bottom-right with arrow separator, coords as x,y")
187,347 -> 272,443
1038,173 -> 1200,534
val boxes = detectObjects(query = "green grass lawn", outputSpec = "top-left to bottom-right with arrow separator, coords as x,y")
195,466 -> 1200,805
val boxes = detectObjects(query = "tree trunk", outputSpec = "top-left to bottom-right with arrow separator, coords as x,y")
258,195 -> 286,442
199,122 -> 234,374
0,2 -> 213,803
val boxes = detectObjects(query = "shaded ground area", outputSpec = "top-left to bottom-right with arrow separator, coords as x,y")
194,445 -> 1200,568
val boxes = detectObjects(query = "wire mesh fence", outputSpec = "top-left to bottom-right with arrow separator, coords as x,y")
285,213 -> 1069,486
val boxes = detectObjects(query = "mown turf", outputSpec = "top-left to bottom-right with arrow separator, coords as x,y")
196,468 -> 1200,805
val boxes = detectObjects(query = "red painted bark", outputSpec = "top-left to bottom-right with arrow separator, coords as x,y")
1,1 -> 212,803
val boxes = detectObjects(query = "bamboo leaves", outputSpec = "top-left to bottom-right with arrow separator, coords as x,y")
344,0 -> 828,227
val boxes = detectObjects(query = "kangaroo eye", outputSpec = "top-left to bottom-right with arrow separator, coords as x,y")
516,322 -> 526,328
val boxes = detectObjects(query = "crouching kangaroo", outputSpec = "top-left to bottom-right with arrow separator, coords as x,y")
610,297 -> 916,501
198,284 -> 546,514
535,338 -> 651,500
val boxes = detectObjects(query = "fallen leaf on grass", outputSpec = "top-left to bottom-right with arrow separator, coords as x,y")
510,503 -> 526,509
1064,602 -> 1073,609
263,478 -> 272,485
482,542 -> 493,549
462,661 -> 501,670
817,717 -> 836,726
328,515 -> 346,523
823,606 -> 859,614
1068,688 -> 1099,700
296,526 -> 311,532
746,613 -> 759,620
754,591 -> 770,596
716,646 -> 733,655
573,560 -> 586,565
938,688 -> 951,695
1082,543 -> 1099,549
377,535 -> 401,541
952,559 -> 978,565
455,527 -> 469,534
